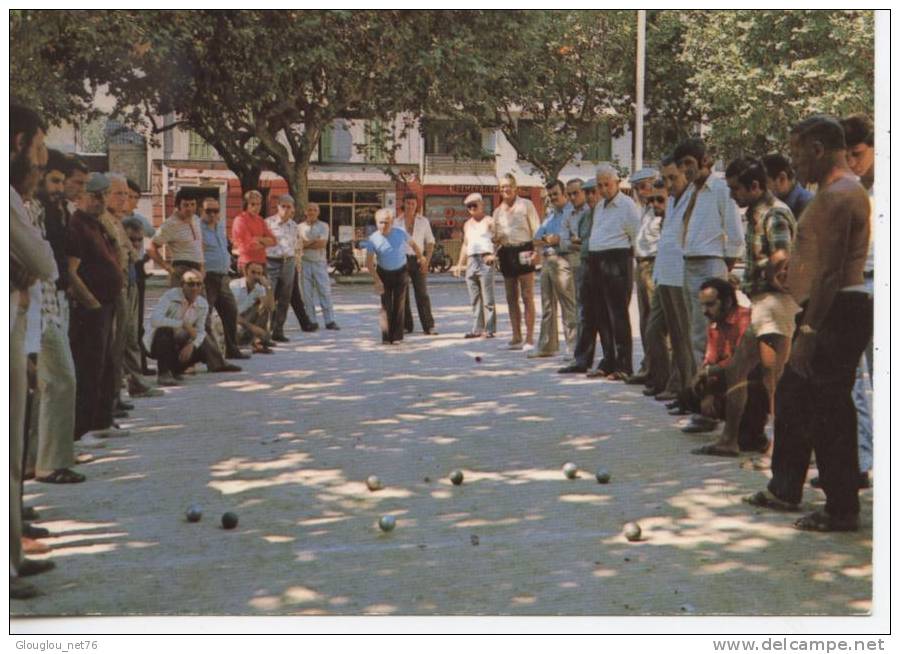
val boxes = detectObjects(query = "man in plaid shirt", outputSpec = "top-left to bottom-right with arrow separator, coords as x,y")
693,158 -> 797,457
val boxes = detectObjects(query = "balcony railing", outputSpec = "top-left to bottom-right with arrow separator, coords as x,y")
425,154 -> 495,176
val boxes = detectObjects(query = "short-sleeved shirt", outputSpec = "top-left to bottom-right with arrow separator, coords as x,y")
201,219 -> 231,274
265,215 -> 301,259
65,210 -> 124,304
229,277 -> 269,315
152,213 -> 204,264
231,211 -> 274,267
588,191 -> 641,252
298,220 -> 330,264
742,192 -> 796,297
463,216 -> 495,256
704,305 -> 751,368
634,204 -> 664,258
395,215 -> 435,256
364,228 -> 409,271
492,197 -> 540,245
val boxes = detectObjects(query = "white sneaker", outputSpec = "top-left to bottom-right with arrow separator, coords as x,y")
77,433 -> 107,449
521,343 -> 535,352
94,427 -> 132,439
527,350 -> 555,359
504,342 -> 524,351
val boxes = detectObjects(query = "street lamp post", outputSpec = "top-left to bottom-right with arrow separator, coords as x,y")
634,9 -> 646,173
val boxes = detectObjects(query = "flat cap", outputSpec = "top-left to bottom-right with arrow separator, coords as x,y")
86,173 -> 110,193
277,194 -> 295,205
581,178 -> 597,190
628,167 -> 658,184
464,193 -> 483,205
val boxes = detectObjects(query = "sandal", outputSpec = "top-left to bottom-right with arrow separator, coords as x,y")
743,490 -> 800,512
691,443 -> 739,458
36,468 -> 86,484
793,510 -> 858,532
606,371 -> 628,381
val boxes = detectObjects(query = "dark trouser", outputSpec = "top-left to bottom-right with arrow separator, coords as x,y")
204,271 -> 241,356
136,263 -> 149,371
379,266 -> 409,343
267,257 -> 295,337
682,365 -> 769,449
70,302 -> 116,438
150,329 -> 220,375
572,260 -> 598,369
634,258 -> 655,376
290,267 -> 314,329
582,249 -> 634,374
404,255 -> 434,333
767,292 -> 873,517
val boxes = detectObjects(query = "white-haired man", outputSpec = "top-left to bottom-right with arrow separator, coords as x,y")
580,164 -> 641,380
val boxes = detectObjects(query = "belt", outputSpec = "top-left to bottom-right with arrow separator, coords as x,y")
636,256 -> 656,263
172,260 -> 202,269
683,255 -> 723,261
863,270 -> 874,279
267,256 -> 292,262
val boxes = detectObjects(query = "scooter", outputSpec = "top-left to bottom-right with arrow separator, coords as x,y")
429,242 -> 453,273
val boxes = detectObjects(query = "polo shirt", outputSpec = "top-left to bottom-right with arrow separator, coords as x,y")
200,219 -> 231,274
298,220 -> 330,264
152,213 -> 204,264
231,211 -> 274,267
364,228 -> 408,271
65,210 -> 124,304
587,191 -> 641,252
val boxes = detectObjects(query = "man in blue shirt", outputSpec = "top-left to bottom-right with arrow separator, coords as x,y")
200,196 -> 247,359
761,153 -> 813,218
530,179 -> 577,358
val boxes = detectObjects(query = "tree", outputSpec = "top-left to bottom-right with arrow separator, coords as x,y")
425,10 -> 636,183
680,10 -> 875,159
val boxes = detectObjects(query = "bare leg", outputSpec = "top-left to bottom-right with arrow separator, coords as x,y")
504,277 -> 522,344
757,334 -> 791,457
519,272 -> 536,345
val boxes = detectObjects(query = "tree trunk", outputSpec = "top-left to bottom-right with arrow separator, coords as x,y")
238,166 -> 262,194
285,160 -> 310,209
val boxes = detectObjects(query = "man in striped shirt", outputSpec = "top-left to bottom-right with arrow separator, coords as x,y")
149,188 -> 205,286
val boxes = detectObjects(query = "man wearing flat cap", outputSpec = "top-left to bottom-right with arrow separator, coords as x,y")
454,193 -> 497,338
65,173 -> 127,441
628,167 -> 661,385
266,194 -> 300,341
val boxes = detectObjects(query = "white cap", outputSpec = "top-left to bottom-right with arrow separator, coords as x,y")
464,193 -> 483,205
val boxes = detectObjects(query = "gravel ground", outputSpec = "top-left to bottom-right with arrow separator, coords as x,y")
14,277 -> 872,617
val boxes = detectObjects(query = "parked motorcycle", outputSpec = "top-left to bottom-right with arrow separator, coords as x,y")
332,241 -> 360,276
429,242 -> 453,273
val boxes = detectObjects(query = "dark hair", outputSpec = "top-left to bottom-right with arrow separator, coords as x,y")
175,188 -> 195,206
840,114 -> 874,148
545,179 -> 565,193
673,138 -> 706,165
402,192 -> 417,201
652,178 -> 666,190
245,261 -> 265,273
45,149 -> 68,175
201,195 -> 219,206
761,153 -> 794,181
64,154 -> 90,176
10,104 -> 46,153
725,157 -> 767,191
126,178 -> 141,194
566,178 -> 583,187
700,277 -> 737,308
791,114 -> 846,151
660,154 -> 675,167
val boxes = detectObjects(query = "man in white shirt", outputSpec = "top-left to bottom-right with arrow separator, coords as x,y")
145,270 -> 240,386
674,137 -> 744,366
628,168 -> 661,384
453,193 -> 496,338
582,164 -> 642,379
398,193 -> 438,335
298,203 -> 339,330
229,261 -> 276,354
265,194 -> 300,342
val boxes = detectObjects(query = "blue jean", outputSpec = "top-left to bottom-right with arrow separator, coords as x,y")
301,260 -> 336,325
465,254 -> 496,335
683,257 -> 728,367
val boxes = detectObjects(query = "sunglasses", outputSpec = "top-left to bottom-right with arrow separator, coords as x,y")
184,281 -> 203,287
204,208 -> 220,214
465,203 -> 479,209
649,195 -> 666,203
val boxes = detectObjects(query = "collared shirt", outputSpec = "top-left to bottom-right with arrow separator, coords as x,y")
535,203 -> 572,256
231,211 -> 274,267
229,277 -> 269,315
143,287 -> 209,351
65,210 -> 124,304
463,215 -> 495,256
364,228 -> 409,271
635,204 -> 664,258
298,220 -> 330,264
742,192 -> 796,297
786,174 -> 870,311
265,215 -> 301,259
395,214 -> 435,256
152,213 -> 204,264
37,194 -> 70,291
200,219 -> 231,274
587,191 -> 641,252
11,185 -> 59,289
782,182 -> 814,219
100,211 -> 134,274
570,204 -> 594,261
492,197 -> 540,245
23,199 -> 62,336
680,175 -> 744,258
125,211 -> 155,258
704,305 -> 751,368
653,190 -> 691,286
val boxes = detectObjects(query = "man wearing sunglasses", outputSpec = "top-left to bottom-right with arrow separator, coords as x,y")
454,193 -> 496,338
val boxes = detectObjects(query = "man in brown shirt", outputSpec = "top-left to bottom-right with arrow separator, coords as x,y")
744,115 -> 872,532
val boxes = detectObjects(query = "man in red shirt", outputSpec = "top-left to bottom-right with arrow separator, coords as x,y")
231,190 -> 276,271
678,278 -> 769,453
